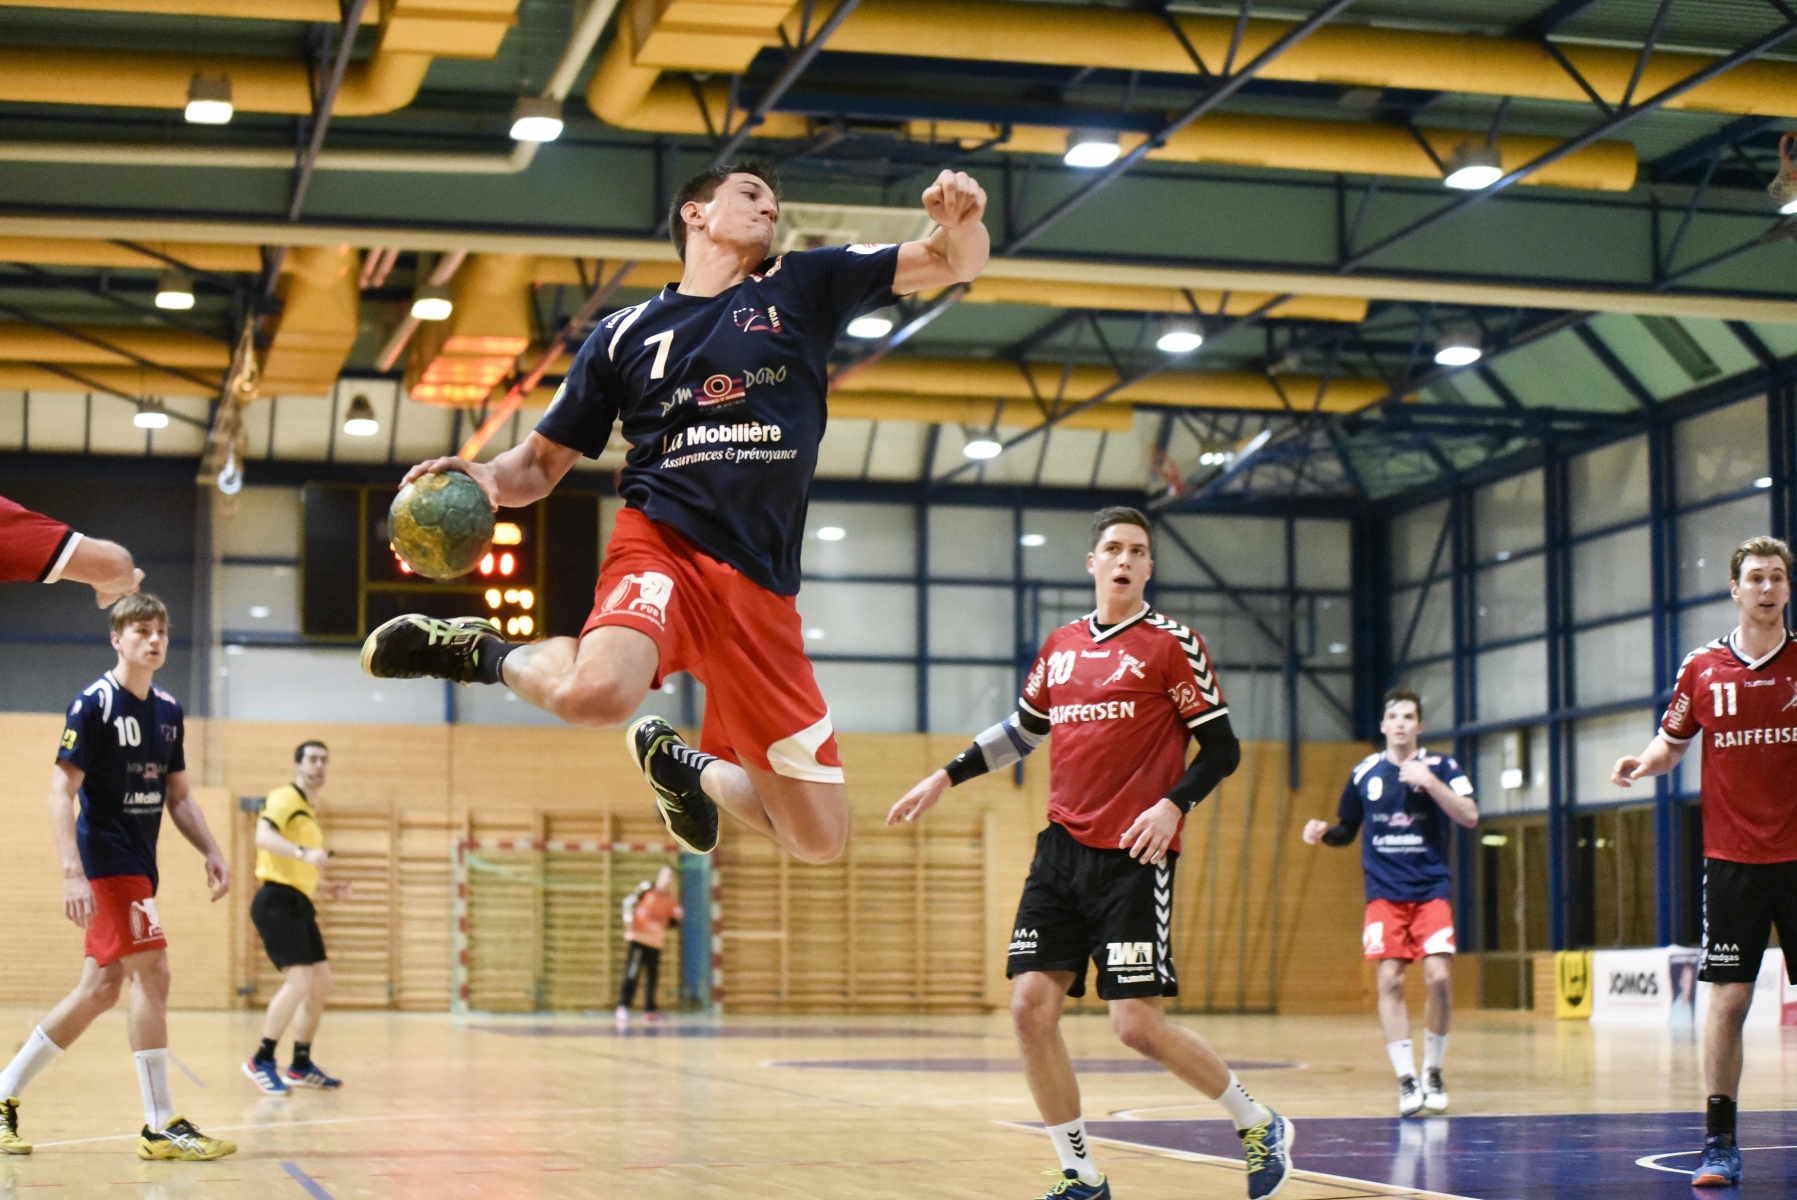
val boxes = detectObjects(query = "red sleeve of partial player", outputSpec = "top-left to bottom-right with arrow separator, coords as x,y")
1018,632 -> 1058,723
1661,646 -> 1706,743
0,495 -> 75,584
1157,620 -> 1228,729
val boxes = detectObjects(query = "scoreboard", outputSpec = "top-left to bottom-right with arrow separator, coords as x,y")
300,483 -> 599,642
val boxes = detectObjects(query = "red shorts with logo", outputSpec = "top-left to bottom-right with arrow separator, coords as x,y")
582,507 -> 843,783
85,875 -> 167,966
1362,898 -> 1455,961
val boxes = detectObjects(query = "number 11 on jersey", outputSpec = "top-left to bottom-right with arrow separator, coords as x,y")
1712,681 -> 1737,716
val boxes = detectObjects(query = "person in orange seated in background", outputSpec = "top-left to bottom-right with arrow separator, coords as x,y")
615,865 -> 683,1024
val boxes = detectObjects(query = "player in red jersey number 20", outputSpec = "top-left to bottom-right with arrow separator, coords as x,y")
890,508 -> 1295,1200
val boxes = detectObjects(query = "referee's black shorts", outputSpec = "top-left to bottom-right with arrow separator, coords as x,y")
251,882 -> 328,970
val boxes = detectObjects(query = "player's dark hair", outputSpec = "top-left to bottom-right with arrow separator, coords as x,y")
109,591 -> 167,634
1730,534 -> 1793,582
669,160 -> 782,261
295,740 -> 328,763
1383,687 -> 1423,721
1089,506 -> 1153,554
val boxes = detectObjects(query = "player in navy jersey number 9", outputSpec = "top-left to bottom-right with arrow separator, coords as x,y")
360,161 -> 988,867
890,509 -> 1295,1200
1302,689 -> 1478,1119
1610,535 -> 1797,1189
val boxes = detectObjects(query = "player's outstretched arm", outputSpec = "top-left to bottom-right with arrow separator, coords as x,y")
888,708 -> 1048,826
47,762 -> 94,929
165,771 -> 231,901
401,432 -> 582,512
892,170 -> 990,295
58,536 -> 143,608
887,770 -> 951,826
1612,732 -> 1687,787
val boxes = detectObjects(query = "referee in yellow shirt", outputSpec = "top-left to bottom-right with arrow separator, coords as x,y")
242,741 -> 347,1095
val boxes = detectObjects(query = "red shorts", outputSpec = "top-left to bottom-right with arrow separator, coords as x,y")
1362,898 -> 1455,961
85,875 -> 167,966
583,508 -> 843,783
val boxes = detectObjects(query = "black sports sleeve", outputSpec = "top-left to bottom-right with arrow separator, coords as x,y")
1321,776 -> 1362,845
944,707 -> 1050,785
1163,712 -> 1241,814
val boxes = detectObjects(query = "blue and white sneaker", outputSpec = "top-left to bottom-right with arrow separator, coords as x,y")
1240,1108 -> 1295,1199
1691,1134 -> 1742,1187
1033,1169 -> 1110,1198
283,1062 -> 342,1090
242,1057 -> 289,1096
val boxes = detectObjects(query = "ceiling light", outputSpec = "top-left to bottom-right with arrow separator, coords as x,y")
342,394 -> 379,436
154,269 -> 195,311
1433,331 -> 1483,367
1019,533 -> 1046,547
133,409 -> 169,429
815,525 -> 846,541
1064,129 -> 1120,169
1755,476 -> 1774,489
1156,322 -> 1203,354
509,95 -> 564,143
805,627 -> 825,640
1770,132 -> 1797,213
1781,197 -> 1797,216
185,74 -> 233,125
1442,142 -> 1503,190
411,283 -> 453,321
847,314 -> 893,339
963,437 -> 1003,460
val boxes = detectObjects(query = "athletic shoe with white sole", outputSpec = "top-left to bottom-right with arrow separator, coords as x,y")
138,1116 -> 236,1161
360,614 -> 501,684
1397,1073 -> 1425,1118
0,1097 -> 30,1154
1422,1067 -> 1448,1114
626,716 -> 719,854
283,1062 -> 341,1090
242,1057 -> 289,1096
1240,1108 -> 1295,1199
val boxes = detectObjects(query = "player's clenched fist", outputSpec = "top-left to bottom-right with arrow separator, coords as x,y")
922,170 -> 986,229
1302,819 -> 1330,845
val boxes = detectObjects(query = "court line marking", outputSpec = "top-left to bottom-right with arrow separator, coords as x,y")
168,1052 -> 205,1089
281,1162 -> 335,1200
993,1121 -> 1478,1200
1636,1144 -> 1797,1175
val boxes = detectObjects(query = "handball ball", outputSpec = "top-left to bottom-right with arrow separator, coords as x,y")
389,471 -> 495,580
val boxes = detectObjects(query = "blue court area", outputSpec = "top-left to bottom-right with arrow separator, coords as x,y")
1085,1110 -> 1797,1199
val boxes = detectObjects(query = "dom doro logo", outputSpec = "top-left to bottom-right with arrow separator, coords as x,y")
1608,970 -> 1660,997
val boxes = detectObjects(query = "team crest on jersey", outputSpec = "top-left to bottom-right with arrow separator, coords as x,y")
1102,652 -> 1147,685
732,305 -> 783,334
748,256 -> 785,282
1388,811 -> 1413,828
601,572 -> 675,628
129,897 -> 163,944
142,763 -> 160,782
1166,681 -> 1199,709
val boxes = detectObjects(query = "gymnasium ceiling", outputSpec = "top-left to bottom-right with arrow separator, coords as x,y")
2,0 -> 1797,509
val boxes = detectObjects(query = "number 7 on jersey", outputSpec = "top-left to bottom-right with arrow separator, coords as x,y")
644,330 -> 675,380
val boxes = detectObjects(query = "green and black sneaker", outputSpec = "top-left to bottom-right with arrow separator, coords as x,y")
626,716 -> 720,854
360,615 -> 502,684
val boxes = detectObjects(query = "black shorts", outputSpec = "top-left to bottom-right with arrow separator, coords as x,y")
251,882 -> 327,970
1007,822 -> 1178,1001
1700,858 -> 1797,984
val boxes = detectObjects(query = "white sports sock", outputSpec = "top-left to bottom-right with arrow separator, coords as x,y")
1214,1072 -> 1268,1130
0,1027 -> 62,1099
1387,1038 -> 1417,1080
1423,1031 -> 1447,1073
133,1049 -> 175,1131
1045,1116 -> 1101,1185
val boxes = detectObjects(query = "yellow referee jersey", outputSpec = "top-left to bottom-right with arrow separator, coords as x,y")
256,783 -> 322,897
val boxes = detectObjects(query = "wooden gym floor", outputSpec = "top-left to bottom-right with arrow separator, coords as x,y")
0,1006 -> 1792,1199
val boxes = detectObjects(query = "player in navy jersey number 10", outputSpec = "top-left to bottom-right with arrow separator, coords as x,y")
361,160 -> 988,866
0,594 -> 236,1161
1302,689 -> 1478,1119
889,508 -> 1296,1200
1610,535 -> 1797,1189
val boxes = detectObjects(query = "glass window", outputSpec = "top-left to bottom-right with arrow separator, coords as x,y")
1397,660 -> 1457,729
218,564 -> 299,634
1302,595 -> 1354,666
1294,520 -> 1351,590
813,663 -> 916,733
1572,526 -> 1652,623
1391,500 -> 1450,586
804,502 -> 914,577
1475,470 -> 1544,562
218,486 -> 301,557
928,585 -> 1014,658
1298,673 -> 1354,742
1677,493 -> 1770,600
1476,640 -> 1548,723
795,583 -> 916,656
1572,708 -> 1658,806
1475,725 -> 1550,815
1679,596 -> 1740,657
1219,668 -> 1285,740
1154,591 -> 1284,666
1158,514 -> 1286,588
1676,398 -> 1767,504
1475,557 -> 1547,643
930,506 -> 1012,580
1568,436 -> 1650,534
1021,509 -> 1102,582
221,646 -> 443,722
928,665 -> 1016,734
1389,582 -> 1453,663
1572,617 -> 1656,707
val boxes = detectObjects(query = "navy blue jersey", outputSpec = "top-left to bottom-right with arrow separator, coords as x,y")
535,244 -> 901,595
1335,751 -> 1473,903
56,672 -> 185,889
